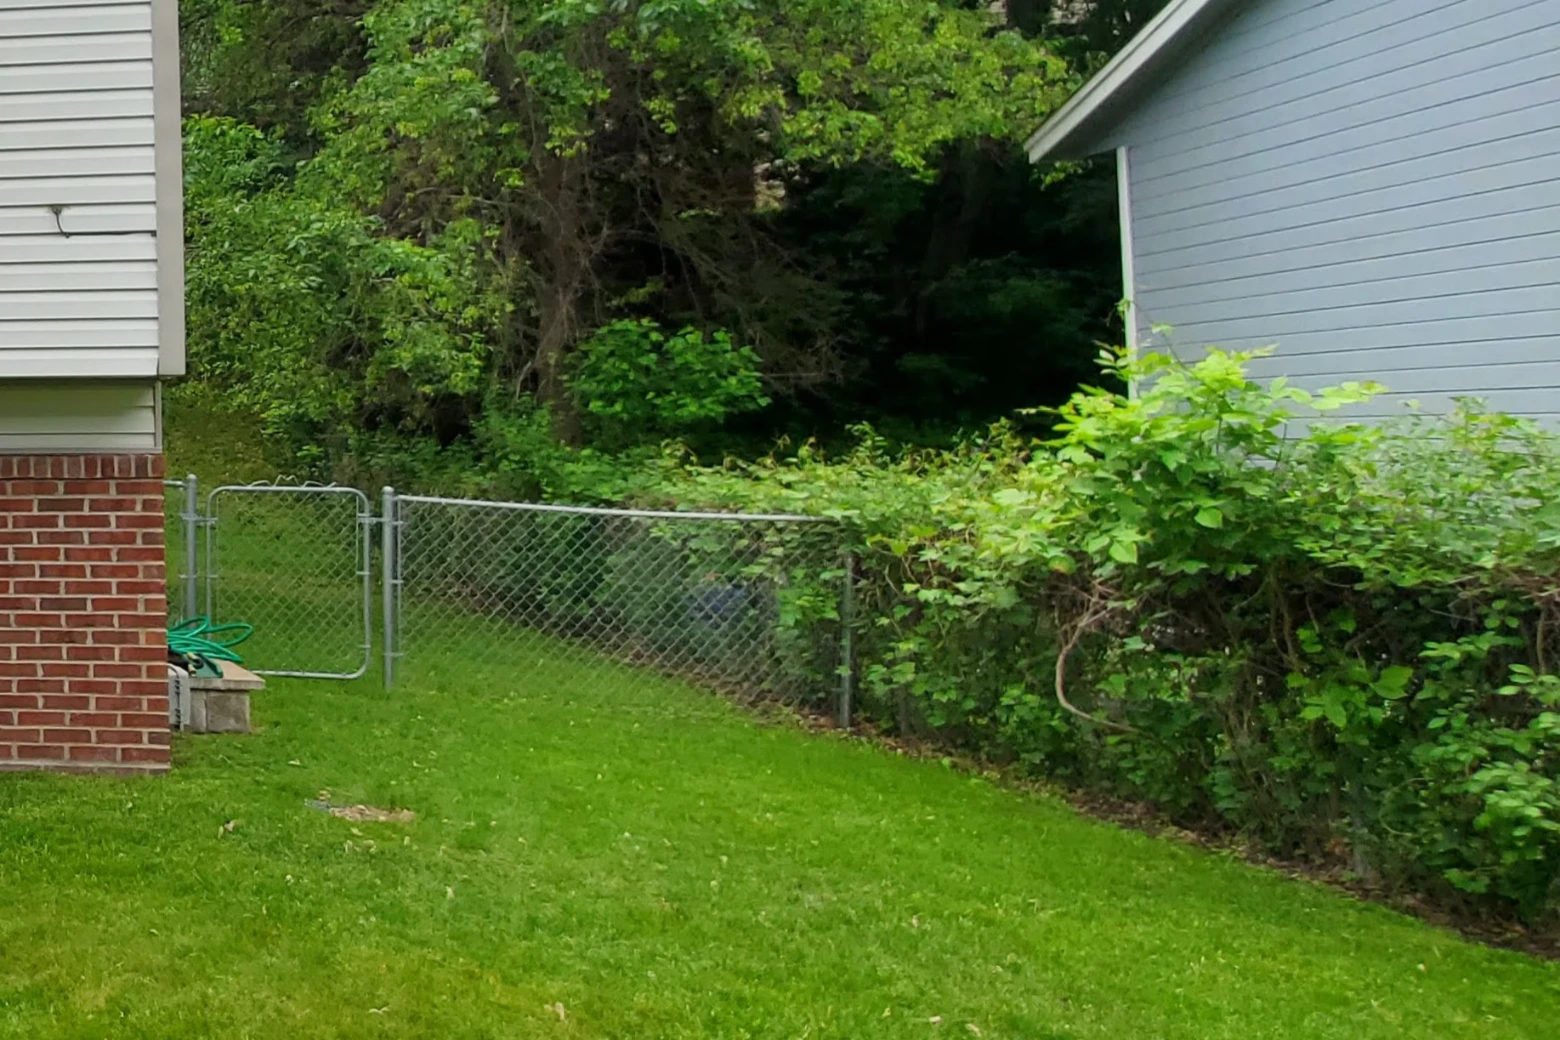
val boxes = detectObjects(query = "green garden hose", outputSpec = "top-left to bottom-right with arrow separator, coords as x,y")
167,617 -> 254,667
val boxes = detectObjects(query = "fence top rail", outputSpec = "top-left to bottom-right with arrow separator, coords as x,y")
396,492 -> 833,525
209,481 -> 371,501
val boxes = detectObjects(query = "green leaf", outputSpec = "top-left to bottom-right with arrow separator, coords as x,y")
1372,666 -> 1414,700
1194,507 -> 1224,529
1108,539 -> 1139,565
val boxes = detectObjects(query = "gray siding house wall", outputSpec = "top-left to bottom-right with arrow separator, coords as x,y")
1028,0 -> 1560,423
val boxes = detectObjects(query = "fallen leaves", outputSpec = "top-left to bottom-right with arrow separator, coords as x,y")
331,804 -> 418,824
303,799 -> 417,823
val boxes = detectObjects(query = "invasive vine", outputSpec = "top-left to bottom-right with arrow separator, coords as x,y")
662,349 -> 1560,924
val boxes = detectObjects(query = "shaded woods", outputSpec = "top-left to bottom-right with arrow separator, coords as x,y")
176,0 -> 1168,483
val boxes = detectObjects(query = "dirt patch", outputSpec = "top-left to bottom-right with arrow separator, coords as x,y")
305,799 -> 417,824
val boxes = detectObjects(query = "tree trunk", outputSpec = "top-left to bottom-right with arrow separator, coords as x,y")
535,282 -> 582,445
530,150 -> 596,446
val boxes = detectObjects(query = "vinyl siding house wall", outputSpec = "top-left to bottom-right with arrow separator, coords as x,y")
0,0 -> 182,774
0,0 -> 183,447
1028,0 -> 1560,423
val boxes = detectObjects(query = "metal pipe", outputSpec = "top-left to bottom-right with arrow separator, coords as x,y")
359,498 -> 374,680
382,486 -> 397,689
840,550 -> 856,729
183,473 -> 198,622
396,492 -> 829,525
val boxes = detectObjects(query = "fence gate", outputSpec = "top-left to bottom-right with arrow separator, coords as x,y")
205,484 -> 373,679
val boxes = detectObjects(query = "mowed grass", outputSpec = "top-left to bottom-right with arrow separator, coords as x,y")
1,639 -> 1558,1039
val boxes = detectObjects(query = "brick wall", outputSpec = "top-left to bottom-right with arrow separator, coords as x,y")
0,455 -> 169,774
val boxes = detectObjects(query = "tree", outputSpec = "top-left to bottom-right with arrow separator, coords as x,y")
181,1 -> 1095,468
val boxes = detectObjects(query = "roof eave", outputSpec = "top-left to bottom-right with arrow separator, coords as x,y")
1027,0 -> 1246,163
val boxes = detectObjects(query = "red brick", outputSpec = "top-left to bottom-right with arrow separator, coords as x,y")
117,712 -> 169,729
64,514 -> 114,530
66,712 -> 118,728
118,645 -> 167,663
94,730 -> 145,746
115,514 -> 163,530
42,564 -> 89,579
67,745 -> 119,763
0,454 -> 168,775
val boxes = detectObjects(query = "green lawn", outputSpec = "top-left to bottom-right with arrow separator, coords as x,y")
2,643 -> 1558,1038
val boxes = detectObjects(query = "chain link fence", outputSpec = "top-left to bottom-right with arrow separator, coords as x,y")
163,480 -> 853,714
387,495 -> 852,718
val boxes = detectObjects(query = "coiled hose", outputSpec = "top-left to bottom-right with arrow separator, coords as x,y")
167,617 -> 254,671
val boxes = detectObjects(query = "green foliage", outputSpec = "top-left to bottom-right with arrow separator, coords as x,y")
183,115 -> 496,463
180,0 -> 1095,470
570,320 -> 769,447
658,349 -> 1560,923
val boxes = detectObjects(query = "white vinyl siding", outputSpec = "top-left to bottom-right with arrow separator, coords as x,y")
0,381 -> 159,451
1093,0 -> 1560,423
0,0 -> 178,382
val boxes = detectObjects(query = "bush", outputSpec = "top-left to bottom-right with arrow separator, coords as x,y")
656,348 -> 1560,923
569,320 -> 770,450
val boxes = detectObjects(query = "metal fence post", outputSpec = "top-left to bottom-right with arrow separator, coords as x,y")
839,549 -> 857,729
182,473 -> 199,621
382,486 -> 398,689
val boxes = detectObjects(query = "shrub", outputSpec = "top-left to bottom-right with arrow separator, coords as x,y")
657,348 -> 1560,923
569,320 -> 770,449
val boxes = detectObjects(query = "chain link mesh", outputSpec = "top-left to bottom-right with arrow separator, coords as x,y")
394,498 -> 846,712
205,486 -> 372,678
